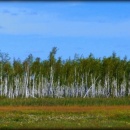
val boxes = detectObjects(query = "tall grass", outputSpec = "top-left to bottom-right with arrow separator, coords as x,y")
1,97 -> 130,106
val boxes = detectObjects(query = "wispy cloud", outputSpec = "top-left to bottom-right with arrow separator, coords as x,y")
2,9 -> 10,14
0,25 -> 3,29
0,6 -> 38,16
67,2 -> 82,7
0,6 -> 130,38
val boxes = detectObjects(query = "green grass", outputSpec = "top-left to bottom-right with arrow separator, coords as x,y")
1,97 -> 130,129
0,108 -> 130,129
1,97 -> 130,106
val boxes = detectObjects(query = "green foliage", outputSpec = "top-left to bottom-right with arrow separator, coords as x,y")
1,97 -> 130,106
1,47 -> 130,87
1,47 -> 130,98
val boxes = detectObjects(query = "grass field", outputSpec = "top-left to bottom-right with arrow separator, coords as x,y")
1,97 -> 130,129
1,97 -> 130,106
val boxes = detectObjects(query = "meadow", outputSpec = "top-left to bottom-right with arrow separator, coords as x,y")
1,97 -> 130,106
0,97 -> 130,129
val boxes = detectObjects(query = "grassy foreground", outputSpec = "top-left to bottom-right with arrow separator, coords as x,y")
1,97 -> 130,106
0,106 -> 130,129
1,97 -> 130,129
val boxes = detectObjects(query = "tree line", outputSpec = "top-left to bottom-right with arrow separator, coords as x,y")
0,47 -> 130,98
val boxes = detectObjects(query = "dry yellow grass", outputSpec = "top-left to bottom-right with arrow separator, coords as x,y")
0,105 -> 129,112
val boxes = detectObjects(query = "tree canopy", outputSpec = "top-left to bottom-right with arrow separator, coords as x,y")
0,47 -> 130,98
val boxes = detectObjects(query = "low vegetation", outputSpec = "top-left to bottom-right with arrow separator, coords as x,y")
0,105 -> 130,129
0,97 -> 130,106
0,98 -> 130,129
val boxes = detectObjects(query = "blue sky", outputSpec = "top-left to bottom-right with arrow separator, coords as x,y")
0,2 -> 130,62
